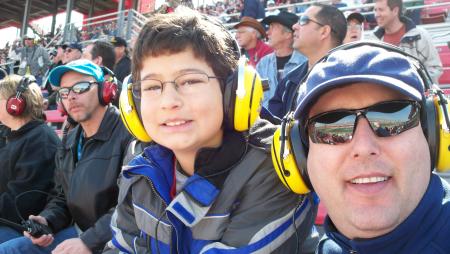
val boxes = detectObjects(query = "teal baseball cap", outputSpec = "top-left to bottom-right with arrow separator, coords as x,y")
48,59 -> 105,86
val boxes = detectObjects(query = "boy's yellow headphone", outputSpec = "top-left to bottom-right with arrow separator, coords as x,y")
271,41 -> 450,194
119,57 -> 264,142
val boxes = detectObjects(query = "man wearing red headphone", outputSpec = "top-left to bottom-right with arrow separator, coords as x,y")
0,60 -> 133,254
0,75 -> 60,244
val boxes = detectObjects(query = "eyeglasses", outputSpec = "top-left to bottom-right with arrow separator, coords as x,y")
132,72 -> 221,99
299,15 -> 327,27
347,24 -> 362,31
57,81 -> 98,99
306,100 -> 421,145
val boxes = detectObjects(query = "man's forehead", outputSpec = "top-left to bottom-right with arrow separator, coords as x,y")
60,71 -> 95,87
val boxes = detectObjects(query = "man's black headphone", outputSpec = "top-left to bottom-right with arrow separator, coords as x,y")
271,41 -> 450,194
119,15 -> 264,142
6,76 -> 36,116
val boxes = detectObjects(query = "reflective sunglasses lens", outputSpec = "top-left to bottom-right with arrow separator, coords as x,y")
58,88 -> 70,98
309,111 -> 356,144
366,101 -> 419,137
72,83 -> 91,94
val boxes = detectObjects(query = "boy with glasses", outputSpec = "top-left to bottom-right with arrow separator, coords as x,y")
291,43 -> 450,253
104,8 -> 318,254
0,60 -> 132,254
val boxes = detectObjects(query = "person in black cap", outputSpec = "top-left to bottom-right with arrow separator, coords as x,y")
256,11 -> 306,108
62,42 -> 82,64
343,11 -> 365,43
110,36 -> 131,83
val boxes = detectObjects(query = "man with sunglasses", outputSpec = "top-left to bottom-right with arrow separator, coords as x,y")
292,44 -> 450,253
262,3 -> 347,123
0,60 -> 132,254
62,42 -> 82,65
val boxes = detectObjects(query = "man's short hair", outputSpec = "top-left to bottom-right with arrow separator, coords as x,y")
91,40 -> 116,71
132,8 -> 238,83
313,3 -> 347,47
376,0 -> 403,17
0,75 -> 44,120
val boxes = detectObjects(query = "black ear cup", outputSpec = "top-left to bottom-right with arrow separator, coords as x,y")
422,96 -> 438,168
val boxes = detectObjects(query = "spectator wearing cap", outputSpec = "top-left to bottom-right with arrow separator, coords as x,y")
62,42 -> 82,64
256,11 -> 306,108
292,42 -> 450,254
344,11 -> 365,43
110,36 -> 131,83
18,34 -> 50,86
263,3 -> 347,123
234,17 -> 274,67
0,59 -> 132,254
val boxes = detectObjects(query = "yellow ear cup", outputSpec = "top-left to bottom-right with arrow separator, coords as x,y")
271,125 -> 310,194
119,81 -> 152,142
233,58 -> 264,131
435,96 -> 450,172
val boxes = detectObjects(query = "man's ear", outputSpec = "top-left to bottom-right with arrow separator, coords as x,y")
321,25 -> 332,40
94,56 -> 103,66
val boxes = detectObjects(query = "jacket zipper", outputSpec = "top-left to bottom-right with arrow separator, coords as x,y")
144,173 -> 180,254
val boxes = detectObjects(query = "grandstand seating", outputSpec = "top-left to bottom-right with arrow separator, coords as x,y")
421,0 -> 449,24
437,44 -> 450,85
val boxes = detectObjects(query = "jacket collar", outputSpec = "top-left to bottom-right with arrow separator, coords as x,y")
64,105 -> 119,149
124,131 -> 247,204
5,120 -> 43,139
322,174 -> 446,253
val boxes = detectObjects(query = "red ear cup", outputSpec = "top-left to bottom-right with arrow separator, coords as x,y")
99,80 -> 118,105
6,96 -> 27,116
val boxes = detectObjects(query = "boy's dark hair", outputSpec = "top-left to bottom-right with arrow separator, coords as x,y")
91,40 -> 116,71
313,3 -> 347,47
132,8 -> 238,83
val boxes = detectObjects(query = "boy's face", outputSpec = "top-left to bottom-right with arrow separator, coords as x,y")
139,48 -> 224,155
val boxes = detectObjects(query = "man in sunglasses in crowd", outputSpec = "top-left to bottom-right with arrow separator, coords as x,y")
292,43 -> 450,253
0,60 -> 132,254
262,3 -> 347,123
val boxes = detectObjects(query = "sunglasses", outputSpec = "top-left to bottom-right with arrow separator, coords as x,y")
306,100 -> 421,145
57,81 -> 98,99
299,15 -> 326,27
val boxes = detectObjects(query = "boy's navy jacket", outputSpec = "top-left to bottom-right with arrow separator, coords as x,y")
317,174 -> 450,254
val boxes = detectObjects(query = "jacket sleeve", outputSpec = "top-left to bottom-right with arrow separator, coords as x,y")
39,149 -> 72,233
80,208 -> 114,252
197,159 -> 318,253
417,28 -> 443,83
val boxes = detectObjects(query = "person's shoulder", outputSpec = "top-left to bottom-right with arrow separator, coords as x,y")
248,118 -> 277,151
